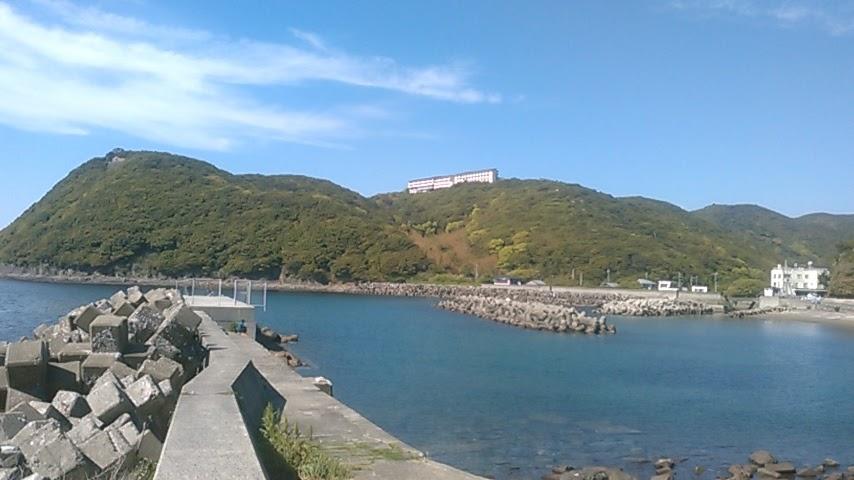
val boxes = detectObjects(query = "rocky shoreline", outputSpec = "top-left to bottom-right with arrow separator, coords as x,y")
0,286 -> 205,479
438,295 -> 616,334
544,451 -> 851,480
600,298 -> 716,316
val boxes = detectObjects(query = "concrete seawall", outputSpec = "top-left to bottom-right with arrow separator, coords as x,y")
156,312 -> 485,480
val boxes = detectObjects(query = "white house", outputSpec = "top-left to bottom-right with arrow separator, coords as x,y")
407,169 -> 498,194
658,280 -> 678,292
769,261 -> 828,296
691,285 -> 709,293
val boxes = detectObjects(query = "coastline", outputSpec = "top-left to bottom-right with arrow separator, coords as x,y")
754,308 -> 854,330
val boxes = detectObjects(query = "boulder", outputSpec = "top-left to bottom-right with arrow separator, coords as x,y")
86,381 -> 132,424
5,342 -> 48,390
751,451 -> 777,466
758,468 -> 782,478
765,463 -> 795,474
89,315 -> 129,353
796,467 -> 821,477
51,391 -> 91,419
824,459 -> 840,468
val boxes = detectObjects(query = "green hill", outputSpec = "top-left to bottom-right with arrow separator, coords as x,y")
1,150 -> 852,295
692,204 -> 854,266
376,180 -> 784,293
0,150 -> 427,282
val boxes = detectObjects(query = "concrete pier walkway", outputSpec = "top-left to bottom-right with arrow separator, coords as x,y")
229,334 -> 485,480
156,313 -> 484,479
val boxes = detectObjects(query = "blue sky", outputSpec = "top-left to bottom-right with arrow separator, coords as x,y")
1,0 -> 853,228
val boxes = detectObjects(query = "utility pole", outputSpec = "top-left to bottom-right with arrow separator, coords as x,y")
714,272 -> 718,293
474,263 -> 479,281
606,268 -> 611,284
579,272 -> 583,287
676,272 -> 682,299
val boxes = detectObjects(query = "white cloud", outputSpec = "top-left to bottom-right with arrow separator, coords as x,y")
670,0 -> 854,35
0,2 -> 499,150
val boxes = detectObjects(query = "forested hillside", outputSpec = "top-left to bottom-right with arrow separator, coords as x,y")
1,150 -> 852,296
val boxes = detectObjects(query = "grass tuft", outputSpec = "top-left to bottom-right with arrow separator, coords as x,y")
259,404 -> 351,480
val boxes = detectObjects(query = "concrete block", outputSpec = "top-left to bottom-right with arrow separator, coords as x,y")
80,353 -> 119,387
95,299 -> 112,314
126,286 -> 146,307
56,343 -> 90,363
78,429 -> 125,471
72,306 -> 100,333
143,289 -> 172,312
51,391 -> 90,419
92,371 -> 122,391
89,315 -> 129,353
86,381 -> 132,424
117,421 -> 139,447
5,341 -> 48,390
163,303 -> 202,332
25,433 -> 90,480
156,379 -> 174,400
0,367 -> 7,408
0,413 -> 27,442
0,445 -> 24,469
112,300 -> 135,317
0,466 -> 22,480
0,343 -> 7,366
46,362 -> 82,396
125,375 -> 162,417
10,419 -> 61,459
109,290 -> 126,306
148,336 -> 181,362
26,402 -> 71,432
108,361 -> 136,381
136,429 -> 162,463
146,319 -> 193,351
5,388 -> 44,412
120,344 -> 153,370
65,416 -> 102,446
138,358 -> 183,391
127,305 -> 164,344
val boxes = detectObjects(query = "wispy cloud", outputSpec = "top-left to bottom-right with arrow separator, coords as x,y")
0,2 -> 499,150
670,0 -> 854,35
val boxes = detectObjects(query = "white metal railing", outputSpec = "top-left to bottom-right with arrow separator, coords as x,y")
180,278 -> 267,312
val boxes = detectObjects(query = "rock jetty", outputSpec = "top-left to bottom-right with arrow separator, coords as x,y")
599,298 -> 713,316
0,286 -> 206,479
438,295 -> 616,334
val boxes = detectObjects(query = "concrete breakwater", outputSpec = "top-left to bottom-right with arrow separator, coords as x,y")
599,298 -> 715,316
438,295 -> 616,334
0,286 -> 205,479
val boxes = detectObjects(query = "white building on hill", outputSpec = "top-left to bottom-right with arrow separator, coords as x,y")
769,261 -> 828,296
407,169 -> 498,194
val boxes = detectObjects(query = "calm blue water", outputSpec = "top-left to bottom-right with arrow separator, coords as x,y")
2,279 -> 853,479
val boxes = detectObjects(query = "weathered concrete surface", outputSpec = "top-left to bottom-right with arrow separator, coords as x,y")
153,313 -> 266,480
230,335 -> 485,480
